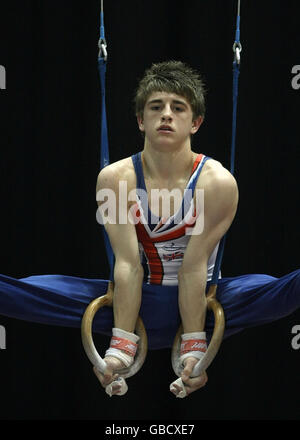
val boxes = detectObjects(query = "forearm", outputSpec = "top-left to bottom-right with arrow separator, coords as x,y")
178,266 -> 207,333
112,261 -> 144,333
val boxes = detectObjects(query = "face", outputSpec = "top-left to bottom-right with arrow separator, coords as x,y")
137,91 -> 203,149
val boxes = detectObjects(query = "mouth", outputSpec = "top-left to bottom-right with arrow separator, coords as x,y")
157,125 -> 174,133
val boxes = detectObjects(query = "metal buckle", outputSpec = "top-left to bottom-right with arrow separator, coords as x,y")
233,41 -> 242,64
98,38 -> 108,61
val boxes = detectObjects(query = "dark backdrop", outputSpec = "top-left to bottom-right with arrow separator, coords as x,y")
0,0 -> 299,421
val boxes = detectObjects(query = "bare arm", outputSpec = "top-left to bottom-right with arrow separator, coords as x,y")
96,165 -> 144,332
171,164 -> 238,396
178,166 -> 238,333
94,164 -> 144,394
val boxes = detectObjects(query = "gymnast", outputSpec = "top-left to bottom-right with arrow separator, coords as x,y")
0,60 -> 299,399
92,60 -> 300,397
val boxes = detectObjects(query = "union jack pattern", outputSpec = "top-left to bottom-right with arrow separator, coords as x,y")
131,152 -> 220,286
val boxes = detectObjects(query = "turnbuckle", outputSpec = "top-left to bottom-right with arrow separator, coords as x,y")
98,38 -> 108,61
233,41 -> 242,64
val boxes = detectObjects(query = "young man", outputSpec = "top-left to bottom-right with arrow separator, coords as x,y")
0,60 -> 299,399
94,60 -> 239,397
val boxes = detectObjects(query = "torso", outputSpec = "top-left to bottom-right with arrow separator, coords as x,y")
109,151 -> 222,213
103,150 -> 223,286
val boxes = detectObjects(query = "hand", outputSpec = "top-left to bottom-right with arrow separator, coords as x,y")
170,356 -> 208,397
93,355 -> 126,396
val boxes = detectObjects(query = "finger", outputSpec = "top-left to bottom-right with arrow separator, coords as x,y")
185,374 -> 208,395
170,378 -> 188,398
171,383 -> 183,394
93,366 -> 113,387
111,384 -> 122,395
93,366 -> 104,381
105,377 -> 128,397
181,357 -> 198,381
181,364 -> 195,382
103,367 -> 116,383
185,372 -> 207,387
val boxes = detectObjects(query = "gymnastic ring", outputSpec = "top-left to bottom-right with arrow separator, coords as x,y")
171,284 -> 225,378
81,281 -> 148,379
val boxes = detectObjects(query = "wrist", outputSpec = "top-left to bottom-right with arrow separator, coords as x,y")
105,328 -> 140,368
179,331 -> 207,366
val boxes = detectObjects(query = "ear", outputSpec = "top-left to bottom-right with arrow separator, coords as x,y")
137,114 -> 145,132
190,116 -> 204,135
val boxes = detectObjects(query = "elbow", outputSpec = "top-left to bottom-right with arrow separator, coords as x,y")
178,261 -> 208,287
114,261 -> 144,285
178,259 -> 207,278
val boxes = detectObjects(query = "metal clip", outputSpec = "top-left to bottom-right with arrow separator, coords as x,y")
98,38 -> 108,61
233,41 -> 242,64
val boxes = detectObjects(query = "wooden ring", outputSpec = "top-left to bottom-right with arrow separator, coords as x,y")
81,281 -> 148,379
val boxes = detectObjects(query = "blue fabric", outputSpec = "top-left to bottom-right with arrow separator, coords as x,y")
131,152 -> 146,191
131,152 -> 211,232
0,269 -> 299,350
98,56 -> 114,279
131,152 -> 210,195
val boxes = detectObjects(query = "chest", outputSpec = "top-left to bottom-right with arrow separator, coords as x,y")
143,177 -> 189,218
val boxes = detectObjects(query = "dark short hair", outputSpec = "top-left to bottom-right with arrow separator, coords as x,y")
134,60 -> 206,120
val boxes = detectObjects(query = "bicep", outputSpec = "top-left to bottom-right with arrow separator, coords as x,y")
181,173 -> 238,272
104,221 -> 141,267
96,168 -> 141,268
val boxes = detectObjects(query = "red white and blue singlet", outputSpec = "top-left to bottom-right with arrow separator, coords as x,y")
0,154 -> 299,350
131,152 -> 220,286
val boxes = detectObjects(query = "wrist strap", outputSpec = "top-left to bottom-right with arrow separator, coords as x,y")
105,328 -> 139,368
179,332 -> 207,366
110,336 -> 138,356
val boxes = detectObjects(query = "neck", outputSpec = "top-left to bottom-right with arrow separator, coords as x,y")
142,140 -> 195,181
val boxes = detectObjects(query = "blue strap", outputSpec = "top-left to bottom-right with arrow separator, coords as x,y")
230,62 -> 240,175
98,59 -> 109,169
98,2 -> 241,285
230,0 -> 241,175
210,2 -> 241,285
131,152 -> 147,191
97,3 -> 115,280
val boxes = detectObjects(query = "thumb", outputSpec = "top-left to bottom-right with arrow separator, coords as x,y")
103,366 -> 114,383
93,365 -> 114,386
181,357 -> 198,382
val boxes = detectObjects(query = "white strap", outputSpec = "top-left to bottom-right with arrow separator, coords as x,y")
180,350 -> 206,366
104,348 -> 134,367
105,377 -> 128,397
179,331 -> 207,366
169,378 -> 187,398
105,327 -> 140,367
111,327 -> 140,343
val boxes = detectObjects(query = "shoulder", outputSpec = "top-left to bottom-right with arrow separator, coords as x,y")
197,158 -> 239,217
96,156 -> 136,192
200,158 -> 237,186
199,158 -> 238,197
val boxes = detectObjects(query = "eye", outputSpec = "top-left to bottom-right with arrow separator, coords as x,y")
174,106 -> 184,112
151,106 -> 160,111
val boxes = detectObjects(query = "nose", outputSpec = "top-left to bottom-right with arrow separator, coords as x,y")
161,104 -> 172,121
